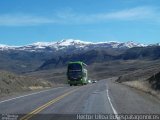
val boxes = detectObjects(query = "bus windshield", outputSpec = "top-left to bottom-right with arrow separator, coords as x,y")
68,63 -> 82,71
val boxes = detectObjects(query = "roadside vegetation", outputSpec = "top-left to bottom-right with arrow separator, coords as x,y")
0,70 -> 52,97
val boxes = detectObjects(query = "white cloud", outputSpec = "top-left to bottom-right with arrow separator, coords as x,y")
60,6 -> 160,24
0,6 -> 159,26
0,14 -> 54,26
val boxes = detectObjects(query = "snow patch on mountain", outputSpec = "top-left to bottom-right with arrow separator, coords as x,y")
56,39 -> 92,46
0,44 -> 16,50
32,42 -> 56,46
0,39 -> 148,51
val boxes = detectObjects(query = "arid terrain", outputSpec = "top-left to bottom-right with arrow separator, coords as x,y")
23,59 -> 160,99
0,42 -> 160,99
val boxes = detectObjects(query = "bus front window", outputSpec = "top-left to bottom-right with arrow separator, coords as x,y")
68,64 -> 82,80
68,64 -> 82,71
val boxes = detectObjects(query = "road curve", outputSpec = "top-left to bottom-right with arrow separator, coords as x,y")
0,78 -> 160,120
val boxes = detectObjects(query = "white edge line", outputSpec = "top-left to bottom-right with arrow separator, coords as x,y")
0,87 -> 63,104
106,89 -> 121,120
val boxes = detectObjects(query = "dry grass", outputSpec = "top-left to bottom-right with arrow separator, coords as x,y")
122,80 -> 160,100
0,70 -> 53,96
1,59 -> 160,97
29,86 -> 44,90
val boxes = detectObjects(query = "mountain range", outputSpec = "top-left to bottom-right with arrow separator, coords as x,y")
1,39 -> 160,96
0,39 -> 160,73
0,39 -> 146,52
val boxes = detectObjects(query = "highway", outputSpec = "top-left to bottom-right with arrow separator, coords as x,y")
0,78 -> 160,120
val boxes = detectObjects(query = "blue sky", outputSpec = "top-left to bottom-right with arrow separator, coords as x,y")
0,0 -> 160,45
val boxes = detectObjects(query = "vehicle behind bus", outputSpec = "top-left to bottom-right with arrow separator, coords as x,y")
67,61 -> 88,86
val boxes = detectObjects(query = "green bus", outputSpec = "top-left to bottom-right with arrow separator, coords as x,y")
67,61 -> 88,86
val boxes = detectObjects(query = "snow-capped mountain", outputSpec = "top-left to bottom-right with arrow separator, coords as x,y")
0,44 -> 16,51
0,39 -> 160,73
0,39 -> 147,52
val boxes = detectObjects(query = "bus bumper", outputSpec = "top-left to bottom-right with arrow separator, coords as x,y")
68,80 -> 84,85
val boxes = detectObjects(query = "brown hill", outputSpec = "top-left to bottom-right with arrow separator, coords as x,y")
0,71 -> 52,96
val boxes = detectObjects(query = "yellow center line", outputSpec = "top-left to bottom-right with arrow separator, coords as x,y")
20,87 -> 80,120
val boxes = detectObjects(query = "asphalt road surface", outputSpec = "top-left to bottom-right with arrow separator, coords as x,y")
0,78 -> 160,120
